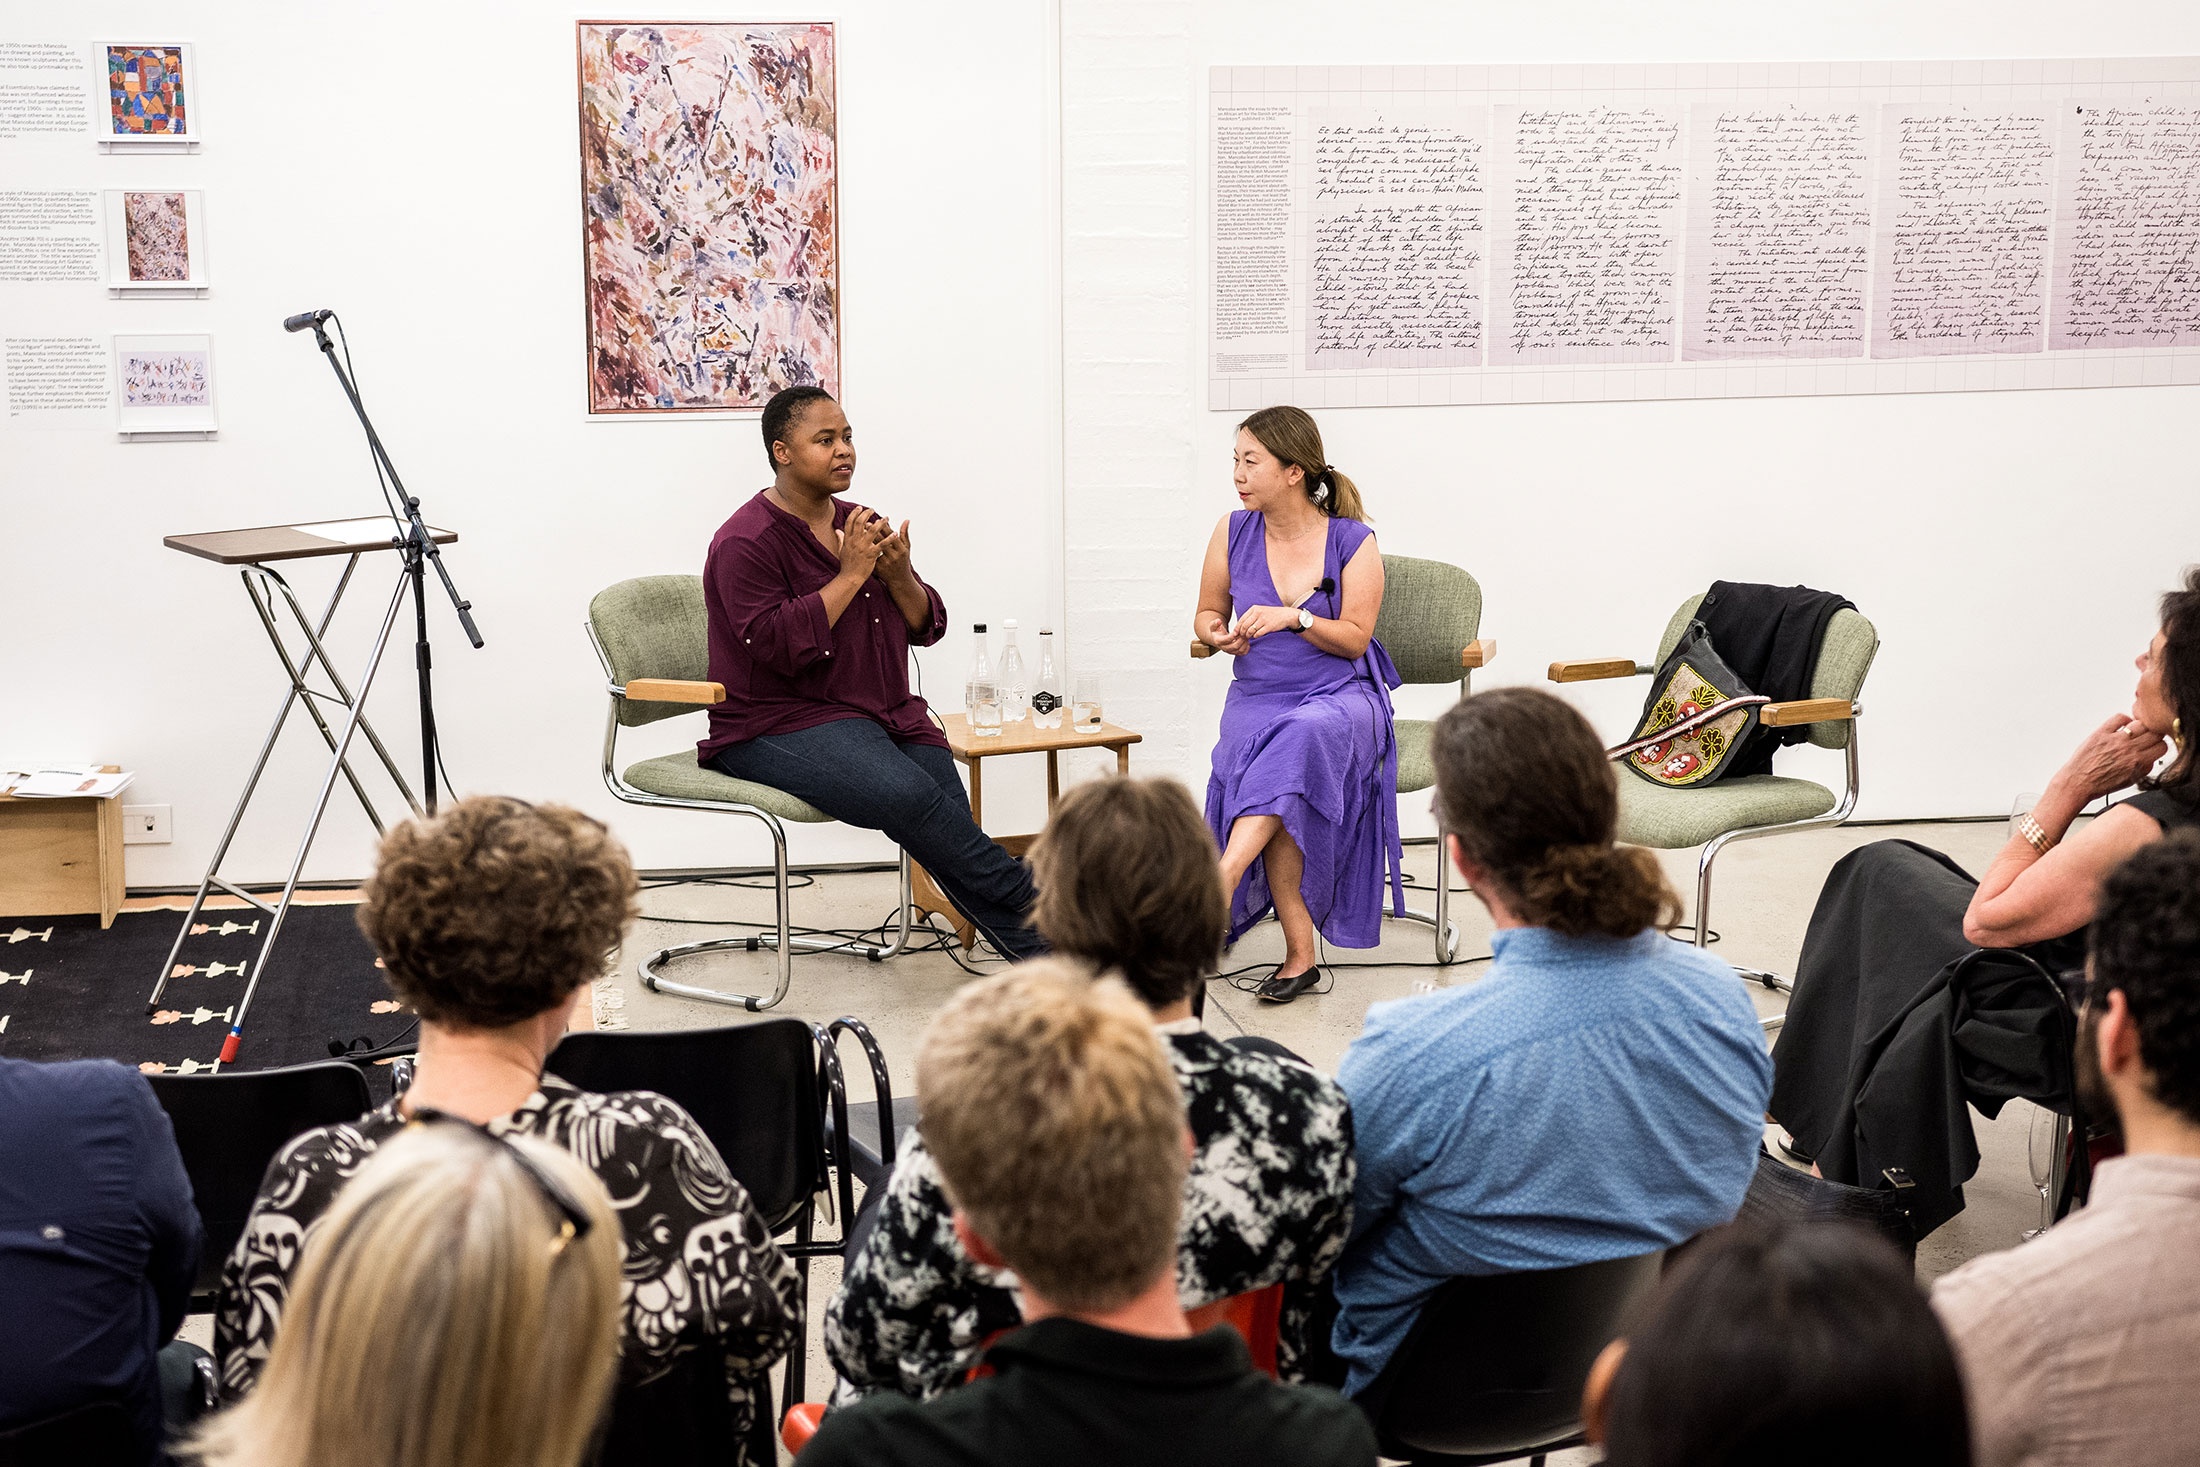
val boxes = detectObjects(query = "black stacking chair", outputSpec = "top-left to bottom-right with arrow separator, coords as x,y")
0,1399 -> 138,1467
146,1059 -> 373,1311
1355,1250 -> 1666,1467
547,1014 -> 893,1415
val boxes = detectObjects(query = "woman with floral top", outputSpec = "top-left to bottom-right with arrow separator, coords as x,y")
214,797 -> 797,1467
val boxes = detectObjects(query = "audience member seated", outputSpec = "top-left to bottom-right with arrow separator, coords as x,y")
1330,687 -> 1770,1399
805,963 -> 1376,1467
0,1053 -> 200,1463
829,776 -> 1355,1397
1772,571 -> 2198,1191
1581,1220 -> 1971,1467
214,796 -> 797,1465
1931,830 -> 2200,1467
189,1122 -> 623,1467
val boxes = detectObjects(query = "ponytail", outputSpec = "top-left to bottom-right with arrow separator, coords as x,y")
1513,844 -> 1682,939
1433,688 -> 1685,941
1311,464 -> 1367,522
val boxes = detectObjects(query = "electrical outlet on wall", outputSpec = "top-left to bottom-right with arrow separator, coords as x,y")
123,804 -> 171,844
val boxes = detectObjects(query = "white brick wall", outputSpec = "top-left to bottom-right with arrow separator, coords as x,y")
1060,0 -> 1204,787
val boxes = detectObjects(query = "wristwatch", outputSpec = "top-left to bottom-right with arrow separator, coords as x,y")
1291,608 -> 1314,633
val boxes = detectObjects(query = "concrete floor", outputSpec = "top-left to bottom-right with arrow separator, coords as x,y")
603,816 -> 2062,1457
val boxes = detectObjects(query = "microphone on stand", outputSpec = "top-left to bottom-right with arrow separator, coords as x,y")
283,308 -> 333,333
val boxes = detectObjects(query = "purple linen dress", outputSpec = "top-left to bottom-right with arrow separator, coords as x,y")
1206,510 -> 1405,948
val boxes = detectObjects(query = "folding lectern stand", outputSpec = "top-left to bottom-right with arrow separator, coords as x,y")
150,518 -> 456,1066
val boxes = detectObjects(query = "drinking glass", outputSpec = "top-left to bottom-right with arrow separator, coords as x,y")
1071,676 -> 1102,731
972,678 -> 1003,737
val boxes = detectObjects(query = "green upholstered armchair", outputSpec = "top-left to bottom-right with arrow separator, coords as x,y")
586,575 -> 913,1011
1193,553 -> 1495,963
1548,594 -> 1879,1009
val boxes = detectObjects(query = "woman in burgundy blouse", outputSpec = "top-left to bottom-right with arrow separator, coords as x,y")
698,387 -> 1044,959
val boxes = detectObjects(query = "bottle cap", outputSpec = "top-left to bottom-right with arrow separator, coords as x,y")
973,623 -> 987,632
1040,627 -> 1053,635
1003,618 -> 1019,630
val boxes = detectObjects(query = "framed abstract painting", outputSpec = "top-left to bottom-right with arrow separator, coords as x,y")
103,189 -> 209,294
575,21 -> 840,415
115,333 -> 218,438
99,42 -> 199,149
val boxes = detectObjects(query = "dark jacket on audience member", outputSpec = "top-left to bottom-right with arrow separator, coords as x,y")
0,1056 -> 200,1463
802,1318 -> 1377,1467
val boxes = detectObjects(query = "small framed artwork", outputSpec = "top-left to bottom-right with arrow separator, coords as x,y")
99,42 -> 199,150
103,190 -> 208,295
115,333 -> 218,438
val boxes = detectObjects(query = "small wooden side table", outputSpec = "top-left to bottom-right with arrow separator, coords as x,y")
913,713 -> 1143,948
0,765 -> 126,928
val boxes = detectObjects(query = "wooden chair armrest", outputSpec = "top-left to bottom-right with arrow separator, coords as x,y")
1190,640 -> 1216,660
1547,658 -> 1643,684
1760,697 -> 1856,728
1461,638 -> 1497,669
622,678 -> 725,705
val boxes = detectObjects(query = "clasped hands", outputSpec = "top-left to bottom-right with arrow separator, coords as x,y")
1204,604 -> 1301,656
837,506 -> 917,587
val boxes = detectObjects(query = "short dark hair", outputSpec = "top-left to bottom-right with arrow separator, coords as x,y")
760,385 -> 836,470
357,796 -> 638,1029
2148,566 -> 2200,799
1602,1221 -> 1970,1467
1432,687 -> 1681,938
2088,828 -> 2200,1125
1030,777 -> 1226,1009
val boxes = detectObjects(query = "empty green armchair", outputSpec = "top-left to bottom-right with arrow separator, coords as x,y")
587,574 -> 913,1011
1549,594 -> 1878,1008
1193,553 -> 1495,962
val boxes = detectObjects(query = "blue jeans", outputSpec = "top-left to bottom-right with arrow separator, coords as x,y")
709,717 -> 1046,960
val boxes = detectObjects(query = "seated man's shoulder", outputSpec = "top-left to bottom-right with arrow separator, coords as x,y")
1225,1375 -> 1379,1464
1932,1190 -> 2166,1333
806,1368 -> 1375,1467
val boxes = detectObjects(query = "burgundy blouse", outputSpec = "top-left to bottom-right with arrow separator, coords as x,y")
698,490 -> 949,761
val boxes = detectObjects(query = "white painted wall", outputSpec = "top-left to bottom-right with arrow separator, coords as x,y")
7,0 -> 2198,894
0,1 -> 1061,887
1061,0 -> 2200,837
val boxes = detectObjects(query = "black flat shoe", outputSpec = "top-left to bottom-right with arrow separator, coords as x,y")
1256,965 -> 1321,1004
1773,1128 -> 1815,1166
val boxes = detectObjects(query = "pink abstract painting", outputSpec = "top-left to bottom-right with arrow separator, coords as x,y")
122,351 -> 211,407
124,192 -> 191,281
577,22 -> 840,414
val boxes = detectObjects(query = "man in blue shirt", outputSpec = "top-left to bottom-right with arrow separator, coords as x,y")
0,1055 -> 200,1460
1331,688 -> 1771,1398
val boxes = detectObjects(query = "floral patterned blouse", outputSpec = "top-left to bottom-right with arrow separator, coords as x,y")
214,1075 -> 799,1464
826,1027 -> 1356,1399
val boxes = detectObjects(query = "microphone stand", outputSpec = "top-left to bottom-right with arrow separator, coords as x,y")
304,316 -> 482,813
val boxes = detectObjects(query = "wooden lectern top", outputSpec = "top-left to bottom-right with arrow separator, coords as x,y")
165,517 -> 457,566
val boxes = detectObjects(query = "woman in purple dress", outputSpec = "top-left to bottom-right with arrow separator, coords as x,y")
1195,405 -> 1404,1003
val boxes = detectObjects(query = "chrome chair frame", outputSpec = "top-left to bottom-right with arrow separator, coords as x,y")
1692,712 -> 1863,1011
588,619 -> 914,1012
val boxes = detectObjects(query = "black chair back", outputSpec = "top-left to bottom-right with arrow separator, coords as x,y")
0,1399 -> 138,1467
1363,1250 -> 1665,1464
548,1019 -> 823,1235
146,1060 -> 373,1305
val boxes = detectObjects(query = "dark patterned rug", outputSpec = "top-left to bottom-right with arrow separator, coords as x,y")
0,902 -> 412,1080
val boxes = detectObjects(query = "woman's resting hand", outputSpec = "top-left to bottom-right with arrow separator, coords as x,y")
1204,621 -> 1252,656
1233,604 -> 1300,641
2052,713 -> 2170,803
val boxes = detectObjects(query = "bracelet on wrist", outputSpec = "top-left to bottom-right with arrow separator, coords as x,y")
2017,812 -> 2058,856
